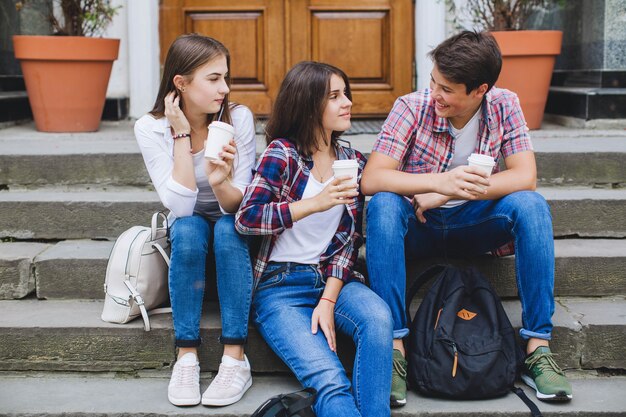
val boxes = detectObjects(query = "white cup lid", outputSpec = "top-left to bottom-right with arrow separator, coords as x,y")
209,121 -> 235,133
467,153 -> 495,165
332,159 -> 358,168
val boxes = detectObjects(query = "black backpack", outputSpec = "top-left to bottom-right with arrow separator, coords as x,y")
251,388 -> 316,417
406,265 -> 542,416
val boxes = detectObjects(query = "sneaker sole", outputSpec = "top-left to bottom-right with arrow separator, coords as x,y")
521,374 -> 573,402
201,378 -> 252,406
168,393 -> 201,407
390,396 -> 407,408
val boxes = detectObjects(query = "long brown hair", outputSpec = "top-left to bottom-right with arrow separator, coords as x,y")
150,34 -> 233,125
265,61 -> 352,157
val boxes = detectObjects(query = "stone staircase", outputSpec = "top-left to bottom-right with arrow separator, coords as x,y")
1,121 -> 625,416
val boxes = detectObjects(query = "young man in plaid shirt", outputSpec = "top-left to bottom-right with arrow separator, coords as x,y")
361,31 -> 572,407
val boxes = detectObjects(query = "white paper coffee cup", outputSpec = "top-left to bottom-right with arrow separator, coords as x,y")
204,121 -> 235,160
467,153 -> 496,177
332,159 -> 359,184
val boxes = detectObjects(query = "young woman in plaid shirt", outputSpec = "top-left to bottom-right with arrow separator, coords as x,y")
236,61 -> 393,417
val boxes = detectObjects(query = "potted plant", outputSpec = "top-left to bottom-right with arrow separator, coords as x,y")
12,0 -> 120,132
454,0 -> 562,129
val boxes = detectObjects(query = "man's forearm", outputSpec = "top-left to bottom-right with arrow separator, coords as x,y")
361,168 -> 439,196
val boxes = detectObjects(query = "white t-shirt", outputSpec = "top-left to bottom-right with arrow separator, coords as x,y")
134,105 -> 257,221
269,176 -> 345,264
441,106 -> 481,209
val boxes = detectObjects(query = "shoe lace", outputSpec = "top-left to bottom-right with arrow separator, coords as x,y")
174,363 -> 199,387
392,357 -> 407,380
213,363 -> 238,388
526,351 -> 565,376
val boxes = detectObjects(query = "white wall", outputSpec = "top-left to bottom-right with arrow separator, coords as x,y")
104,0 -> 129,98
103,0 -> 159,118
415,0 -> 447,90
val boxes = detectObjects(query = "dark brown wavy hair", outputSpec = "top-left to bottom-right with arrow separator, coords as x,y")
149,34 -> 233,125
429,31 -> 502,94
265,61 -> 352,157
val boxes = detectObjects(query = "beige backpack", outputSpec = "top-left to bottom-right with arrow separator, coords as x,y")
101,212 -> 171,331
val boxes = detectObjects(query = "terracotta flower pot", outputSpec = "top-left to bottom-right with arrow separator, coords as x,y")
13,35 -> 120,132
491,31 -> 562,130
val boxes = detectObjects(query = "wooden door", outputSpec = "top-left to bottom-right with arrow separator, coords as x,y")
160,0 -> 284,115
160,0 -> 413,116
289,0 -> 413,116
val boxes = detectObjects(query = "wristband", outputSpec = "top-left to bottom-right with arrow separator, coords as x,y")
320,297 -> 336,305
173,133 -> 191,140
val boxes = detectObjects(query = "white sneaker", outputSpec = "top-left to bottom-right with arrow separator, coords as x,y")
168,352 -> 201,406
201,354 -> 252,406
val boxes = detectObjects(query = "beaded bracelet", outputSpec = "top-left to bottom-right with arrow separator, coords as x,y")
173,133 -> 191,140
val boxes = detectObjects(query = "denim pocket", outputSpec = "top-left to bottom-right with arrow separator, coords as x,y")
256,264 -> 288,291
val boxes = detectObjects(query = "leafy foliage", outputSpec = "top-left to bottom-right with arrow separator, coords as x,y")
449,0 -> 557,31
16,0 -> 120,37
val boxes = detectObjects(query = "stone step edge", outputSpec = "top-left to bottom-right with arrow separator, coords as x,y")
2,239 -> 626,300
0,297 -> 624,372
2,372 -> 625,416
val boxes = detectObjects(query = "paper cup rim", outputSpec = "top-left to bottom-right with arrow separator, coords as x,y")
209,121 -> 235,133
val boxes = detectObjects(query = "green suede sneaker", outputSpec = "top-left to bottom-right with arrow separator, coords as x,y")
522,346 -> 573,402
390,349 -> 407,408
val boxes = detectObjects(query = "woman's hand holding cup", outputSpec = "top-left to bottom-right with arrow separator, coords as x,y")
313,176 -> 359,212
206,139 -> 237,188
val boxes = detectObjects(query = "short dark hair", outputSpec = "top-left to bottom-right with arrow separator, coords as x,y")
265,61 -> 352,156
429,31 -> 502,94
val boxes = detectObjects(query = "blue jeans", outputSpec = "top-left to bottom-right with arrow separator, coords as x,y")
169,214 -> 253,347
253,262 -> 393,417
366,191 -> 555,341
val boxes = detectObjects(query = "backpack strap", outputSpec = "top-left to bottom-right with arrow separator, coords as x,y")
124,280 -> 151,331
283,388 -> 316,416
511,387 -> 543,417
405,264 -> 447,319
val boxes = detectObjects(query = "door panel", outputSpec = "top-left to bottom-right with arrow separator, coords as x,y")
160,0 -> 412,116
160,0 -> 283,115
291,0 -> 413,116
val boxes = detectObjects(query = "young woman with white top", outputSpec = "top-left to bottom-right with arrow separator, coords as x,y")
235,61 -> 393,417
134,34 -> 256,407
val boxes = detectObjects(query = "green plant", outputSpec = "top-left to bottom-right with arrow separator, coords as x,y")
15,0 -> 120,37
446,0 -> 559,31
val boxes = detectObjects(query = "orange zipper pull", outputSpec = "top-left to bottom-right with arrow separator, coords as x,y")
452,343 -> 458,378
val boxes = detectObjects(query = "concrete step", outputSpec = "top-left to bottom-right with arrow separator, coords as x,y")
2,239 -> 623,301
2,372 -> 625,417
0,297 -> 624,372
0,187 -> 625,240
1,122 -> 625,188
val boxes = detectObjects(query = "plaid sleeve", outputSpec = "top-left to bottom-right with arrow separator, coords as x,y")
500,94 -> 533,158
235,141 -> 294,235
323,151 -> 367,283
372,96 -> 417,162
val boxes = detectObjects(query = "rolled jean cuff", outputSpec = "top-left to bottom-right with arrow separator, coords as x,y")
219,335 -> 247,345
393,328 -> 410,339
519,329 -> 551,341
176,338 -> 201,348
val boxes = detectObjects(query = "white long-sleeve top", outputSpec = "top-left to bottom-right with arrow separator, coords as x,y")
134,105 -> 256,221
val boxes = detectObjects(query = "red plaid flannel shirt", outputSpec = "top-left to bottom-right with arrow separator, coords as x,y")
373,87 -> 533,256
235,138 -> 367,282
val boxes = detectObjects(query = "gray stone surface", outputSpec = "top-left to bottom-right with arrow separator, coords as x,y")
1,187 -> 625,240
22,238 -> 626,301
0,189 -> 163,239
604,0 -> 626,69
0,298 -> 623,373
395,239 -> 626,299
2,122 -> 626,187
567,297 -> 626,369
0,243 -> 49,299
2,372 -> 625,417
34,240 -> 114,299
